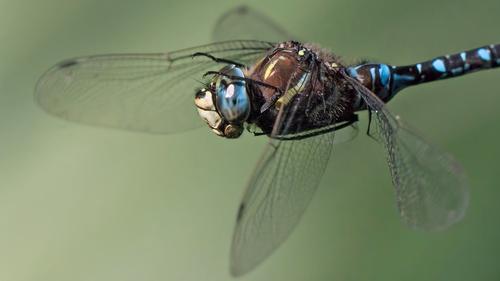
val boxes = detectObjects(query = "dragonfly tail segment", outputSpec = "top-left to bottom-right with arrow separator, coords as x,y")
347,44 -> 500,102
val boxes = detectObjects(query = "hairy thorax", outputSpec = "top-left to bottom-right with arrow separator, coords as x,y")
246,41 -> 358,136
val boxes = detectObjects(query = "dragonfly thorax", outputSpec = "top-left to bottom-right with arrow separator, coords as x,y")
246,41 -> 359,136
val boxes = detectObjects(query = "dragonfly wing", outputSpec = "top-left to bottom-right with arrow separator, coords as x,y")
344,73 -> 469,230
213,5 -> 295,42
36,40 -> 274,134
230,127 -> 335,276
333,123 -> 359,145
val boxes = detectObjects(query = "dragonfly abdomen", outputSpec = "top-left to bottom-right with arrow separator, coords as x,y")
348,44 -> 500,103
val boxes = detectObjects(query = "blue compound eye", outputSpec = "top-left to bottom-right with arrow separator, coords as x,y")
215,67 -> 250,123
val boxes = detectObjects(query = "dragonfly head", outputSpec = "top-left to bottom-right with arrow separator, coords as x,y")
194,65 -> 251,138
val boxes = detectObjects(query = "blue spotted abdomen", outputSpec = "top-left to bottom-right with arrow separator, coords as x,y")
347,44 -> 500,105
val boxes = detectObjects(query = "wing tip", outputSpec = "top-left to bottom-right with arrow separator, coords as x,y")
402,194 -> 469,232
229,255 -> 255,277
34,58 -> 79,97
229,232 -> 260,277
57,59 -> 79,69
33,61 -> 68,115
229,265 -> 245,277
234,5 -> 250,15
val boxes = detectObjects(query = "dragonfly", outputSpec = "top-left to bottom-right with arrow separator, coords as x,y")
35,5 -> 496,276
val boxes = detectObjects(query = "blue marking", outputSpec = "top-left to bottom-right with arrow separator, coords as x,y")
460,52 -> 470,71
393,74 -> 415,82
432,59 -> 446,73
478,48 -> 491,61
347,67 -> 358,78
379,64 -> 391,87
416,63 -> 422,73
497,58 -> 500,64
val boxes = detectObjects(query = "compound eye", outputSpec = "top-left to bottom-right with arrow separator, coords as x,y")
215,67 -> 250,123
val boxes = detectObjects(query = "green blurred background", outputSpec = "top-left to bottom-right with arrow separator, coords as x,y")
1,0 -> 500,280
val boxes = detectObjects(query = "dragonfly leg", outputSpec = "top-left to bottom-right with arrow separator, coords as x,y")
203,71 -> 282,94
366,109 -> 379,141
191,52 -> 246,68
367,109 -> 372,135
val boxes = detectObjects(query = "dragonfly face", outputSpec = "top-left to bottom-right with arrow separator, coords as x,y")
194,64 -> 250,138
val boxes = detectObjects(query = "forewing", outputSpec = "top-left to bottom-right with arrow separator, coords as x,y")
344,74 -> 469,230
213,5 -> 295,42
35,40 -> 274,134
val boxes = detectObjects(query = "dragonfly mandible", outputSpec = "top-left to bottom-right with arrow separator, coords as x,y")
35,5 -> 490,277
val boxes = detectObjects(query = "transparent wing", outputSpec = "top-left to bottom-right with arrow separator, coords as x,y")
333,123 -> 359,145
35,40 -> 274,134
230,130 -> 335,276
344,73 -> 469,230
213,5 -> 295,42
